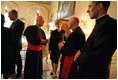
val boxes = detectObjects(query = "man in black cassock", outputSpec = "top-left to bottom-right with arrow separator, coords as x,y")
8,9 -> 24,78
59,17 -> 85,79
23,16 -> 48,79
74,1 -> 117,79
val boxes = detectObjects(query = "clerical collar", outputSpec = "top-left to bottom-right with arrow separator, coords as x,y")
96,14 -> 107,20
96,15 -> 109,23
73,26 -> 78,31
35,25 -> 41,29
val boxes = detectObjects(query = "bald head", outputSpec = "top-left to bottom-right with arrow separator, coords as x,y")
36,16 -> 44,27
8,9 -> 18,21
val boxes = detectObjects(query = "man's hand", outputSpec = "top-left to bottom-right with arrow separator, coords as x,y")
41,39 -> 48,44
49,50 -> 51,54
74,50 -> 81,62
58,41 -> 64,50
59,55 -> 62,62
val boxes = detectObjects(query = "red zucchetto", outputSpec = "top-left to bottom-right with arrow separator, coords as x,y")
73,17 -> 79,23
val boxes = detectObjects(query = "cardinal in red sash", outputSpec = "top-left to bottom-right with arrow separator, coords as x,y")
23,16 -> 48,79
59,17 -> 85,79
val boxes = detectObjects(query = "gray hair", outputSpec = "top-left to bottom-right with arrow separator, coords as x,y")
11,9 -> 18,17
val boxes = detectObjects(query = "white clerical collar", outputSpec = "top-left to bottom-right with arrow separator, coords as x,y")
96,14 -> 107,20
70,29 -> 73,32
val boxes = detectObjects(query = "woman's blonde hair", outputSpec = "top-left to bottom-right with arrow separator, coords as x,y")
55,19 -> 61,26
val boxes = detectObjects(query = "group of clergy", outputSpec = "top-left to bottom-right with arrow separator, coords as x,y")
1,1 -> 117,79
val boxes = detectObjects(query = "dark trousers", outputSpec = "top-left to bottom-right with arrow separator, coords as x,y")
10,49 -> 22,75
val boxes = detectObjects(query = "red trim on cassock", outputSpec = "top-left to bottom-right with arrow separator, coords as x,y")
28,43 -> 42,51
37,52 -> 40,78
61,56 -> 74,79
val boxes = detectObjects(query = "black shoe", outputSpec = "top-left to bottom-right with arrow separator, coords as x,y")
53,76 -> 57,79
53,75 -> 57,79
15,74 -> 20,79
3,73 -> 10,79
50,72 -> 53,75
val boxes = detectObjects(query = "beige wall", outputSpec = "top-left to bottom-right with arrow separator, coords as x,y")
108,1 -> 117,19
1,1 -> 50,29
50,1 -> 58,21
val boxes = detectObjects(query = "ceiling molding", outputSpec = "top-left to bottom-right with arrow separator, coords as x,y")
27,1 -> 52,5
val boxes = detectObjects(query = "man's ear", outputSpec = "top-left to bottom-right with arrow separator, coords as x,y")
97,2 -> 103,10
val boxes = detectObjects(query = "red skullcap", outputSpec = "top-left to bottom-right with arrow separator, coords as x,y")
73,17 -> 79,23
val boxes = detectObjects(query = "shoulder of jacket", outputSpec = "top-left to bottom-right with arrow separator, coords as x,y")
26,25 -> 35,29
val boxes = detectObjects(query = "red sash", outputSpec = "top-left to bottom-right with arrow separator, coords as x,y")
28,43 -> 42,51
61,56 -> 74,79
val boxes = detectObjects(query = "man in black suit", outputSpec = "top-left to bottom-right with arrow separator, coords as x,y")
8,9 -> 24,78
74,1 -> 117,79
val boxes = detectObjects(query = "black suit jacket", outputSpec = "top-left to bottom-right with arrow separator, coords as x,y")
10,19 -> 24,50
76,15 -> 117,78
